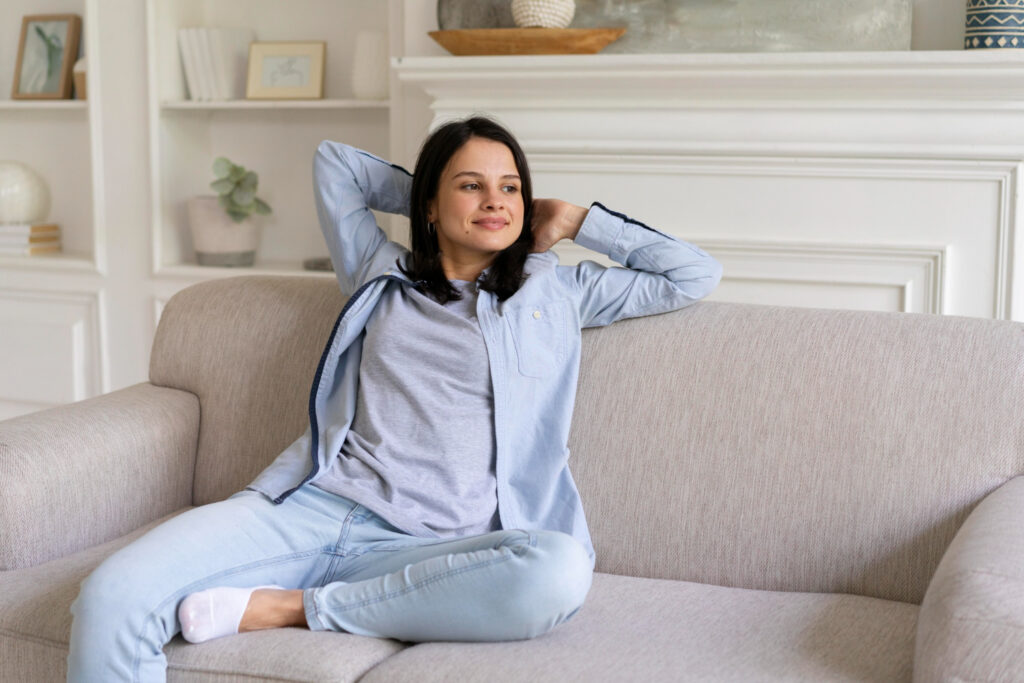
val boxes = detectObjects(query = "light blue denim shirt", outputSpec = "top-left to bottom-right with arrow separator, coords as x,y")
247,141 -> 723,564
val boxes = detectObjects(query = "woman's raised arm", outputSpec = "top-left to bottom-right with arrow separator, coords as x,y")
313,141 -> 412,295
552,201 -> 723,328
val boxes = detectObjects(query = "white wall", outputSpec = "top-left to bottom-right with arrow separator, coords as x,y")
0,0 -> 996,418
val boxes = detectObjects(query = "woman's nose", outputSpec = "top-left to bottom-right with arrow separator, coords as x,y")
483,187 -> 505,209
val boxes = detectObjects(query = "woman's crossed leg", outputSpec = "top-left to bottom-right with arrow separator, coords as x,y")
69,485 -> 592,683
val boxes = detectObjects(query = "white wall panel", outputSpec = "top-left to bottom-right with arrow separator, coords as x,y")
532,154 -> 1007,319
557,239 -> 945,314
696,240 -> 946,313
0,289 -> 102,419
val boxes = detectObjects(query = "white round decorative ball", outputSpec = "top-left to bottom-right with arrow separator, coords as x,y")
0,161 -> 51,224
511,0 -> 575,28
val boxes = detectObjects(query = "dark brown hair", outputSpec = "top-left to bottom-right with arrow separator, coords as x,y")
399,115 -> 533,303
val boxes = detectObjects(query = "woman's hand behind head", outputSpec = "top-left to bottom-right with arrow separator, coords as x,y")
530,199 -> 588,253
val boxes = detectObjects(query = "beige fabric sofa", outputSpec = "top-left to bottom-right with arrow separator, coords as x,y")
2,275 -> 1023,682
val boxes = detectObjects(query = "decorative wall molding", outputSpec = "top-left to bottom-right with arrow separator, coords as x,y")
532,154 -> 1015,319
556,239 -> 947,315
700,240 -> 946,315
0,288 -> 104,413
396,51 -> 1024,321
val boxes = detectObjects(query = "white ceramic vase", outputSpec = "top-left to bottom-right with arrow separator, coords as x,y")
0,161 -> 51,224
511,0 -> 576,28
351,30 -> 389,100
187,196 -> 260,266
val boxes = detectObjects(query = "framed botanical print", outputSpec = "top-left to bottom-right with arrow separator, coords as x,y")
12,14 -> 83,100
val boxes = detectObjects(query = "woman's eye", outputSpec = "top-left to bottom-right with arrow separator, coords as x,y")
460,182 -> 518,193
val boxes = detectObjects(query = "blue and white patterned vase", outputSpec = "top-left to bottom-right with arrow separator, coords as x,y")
965,0 -> 1024,49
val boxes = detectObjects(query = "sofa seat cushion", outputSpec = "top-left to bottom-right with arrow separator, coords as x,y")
361,572 -> 919,682
0,510 -> 407,683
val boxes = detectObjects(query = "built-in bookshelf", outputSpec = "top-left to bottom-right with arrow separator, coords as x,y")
145,0 -> 394,279
0,0 -> 99,273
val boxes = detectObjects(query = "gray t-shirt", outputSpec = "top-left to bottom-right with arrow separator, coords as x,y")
312,278 -> 500,537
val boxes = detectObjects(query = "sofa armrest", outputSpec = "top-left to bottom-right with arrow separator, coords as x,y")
0,382 -> 199,570
914,475 -> 1024,681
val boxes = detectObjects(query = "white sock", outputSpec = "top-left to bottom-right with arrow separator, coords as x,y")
178,585 -> 283,643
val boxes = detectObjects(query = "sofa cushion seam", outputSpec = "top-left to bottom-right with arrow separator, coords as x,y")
166,662 -> 311,682
954,568 -> 1024,583
0,626 -> 68,651
949,615 -> 1024,631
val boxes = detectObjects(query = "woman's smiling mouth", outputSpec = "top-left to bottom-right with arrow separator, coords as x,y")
473,218 -> 508,230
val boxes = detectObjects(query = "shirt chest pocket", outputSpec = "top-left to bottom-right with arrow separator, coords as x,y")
506,302 -> 570,378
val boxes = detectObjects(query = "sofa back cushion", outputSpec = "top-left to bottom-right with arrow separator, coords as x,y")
151,276 -> 344,506
568,302 -> 1024,604
152,277 -> 1024,604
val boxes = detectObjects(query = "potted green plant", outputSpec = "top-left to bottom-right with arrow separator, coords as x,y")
186,157 -> 272,267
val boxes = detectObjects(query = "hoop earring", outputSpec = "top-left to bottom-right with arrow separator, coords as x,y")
427,222 -> 436,235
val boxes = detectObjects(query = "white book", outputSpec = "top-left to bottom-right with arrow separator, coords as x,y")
0,222 -> 59,235
208,29 -> 231,101
177,28 -> 201,101
187,28 -> 209,100
210,28 -> 254,100
184,29 -> 208,100
230,29 -> 255,99
195,28 -> 219,100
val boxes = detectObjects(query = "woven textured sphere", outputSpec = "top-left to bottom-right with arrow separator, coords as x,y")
511,0 -> 576,28
0,161 -> 50,224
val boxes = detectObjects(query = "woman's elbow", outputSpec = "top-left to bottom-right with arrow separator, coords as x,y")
707,257 -> 724,293
673,257 -> 723,302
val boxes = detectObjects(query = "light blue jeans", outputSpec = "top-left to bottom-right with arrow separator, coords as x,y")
68,485 -> 593,683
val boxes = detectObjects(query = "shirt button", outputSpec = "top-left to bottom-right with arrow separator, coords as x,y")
533,310 -> 542,319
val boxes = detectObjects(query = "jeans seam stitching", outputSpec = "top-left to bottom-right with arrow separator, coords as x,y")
319,504 -> 366,584
331,551 -> 516,613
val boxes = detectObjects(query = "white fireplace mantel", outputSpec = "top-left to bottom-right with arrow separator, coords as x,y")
394,51 -> 1024,321
396,50 -> 1024,103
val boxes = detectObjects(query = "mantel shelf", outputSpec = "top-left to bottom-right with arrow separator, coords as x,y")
395,49 -> 1024,70
394,50 -> 1024,104
161,99 -> 389,111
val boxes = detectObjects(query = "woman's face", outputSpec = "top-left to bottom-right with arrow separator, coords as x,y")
427,137 -> 525,271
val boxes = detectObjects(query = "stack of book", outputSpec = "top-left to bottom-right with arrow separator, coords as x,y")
177,27 -> 255,101
0,223 -> 61,256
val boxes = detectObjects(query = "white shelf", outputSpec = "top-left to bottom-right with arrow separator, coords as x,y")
161,98 -> 389,110
157,261 -> 336,279
0,252 -> 98,273
0,100 -> 89,110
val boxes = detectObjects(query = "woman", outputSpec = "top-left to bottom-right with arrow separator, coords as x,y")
68,116 -> 722,682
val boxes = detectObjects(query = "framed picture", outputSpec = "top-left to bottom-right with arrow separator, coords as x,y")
12,14 -> 82,100
245,42 -> 326,100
